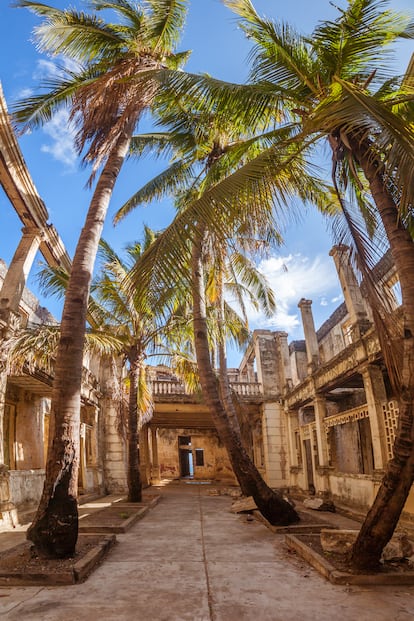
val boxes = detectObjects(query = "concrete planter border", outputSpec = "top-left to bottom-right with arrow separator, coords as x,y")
0,535 -> 116,586
285,534 -> 414,585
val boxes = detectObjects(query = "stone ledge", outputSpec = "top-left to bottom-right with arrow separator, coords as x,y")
79,505 -> 149,533
285,534 -> 414,585
254,510 -> 336,534
0,535 -> 116,586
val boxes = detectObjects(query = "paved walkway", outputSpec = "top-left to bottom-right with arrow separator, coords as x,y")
1,481 -> 414,620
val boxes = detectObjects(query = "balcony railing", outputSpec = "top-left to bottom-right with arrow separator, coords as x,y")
151,379 -> 262,398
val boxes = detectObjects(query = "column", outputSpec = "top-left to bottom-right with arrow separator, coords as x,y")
313,395 -> 331,495
361,365 -> 388,471
100,360 -> 127,494
0,226 -> 43,323
286,409 -> 300,488
0,227 -> 43,469
329,245 -> 371,338
261,400 -> 289,488
276,332 -> 293,390
150,426 -> 161,484
313,395 -> 329,467
253,330 -> 282,397
298,298 -> 320,373
139,424 -> 151,487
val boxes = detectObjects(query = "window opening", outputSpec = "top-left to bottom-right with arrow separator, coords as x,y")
195,448 -> 204,467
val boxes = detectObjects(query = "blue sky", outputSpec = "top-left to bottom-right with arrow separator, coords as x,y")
0,0 -> 413,365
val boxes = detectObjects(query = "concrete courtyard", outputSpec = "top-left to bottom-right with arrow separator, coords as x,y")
1,481 -> 414,620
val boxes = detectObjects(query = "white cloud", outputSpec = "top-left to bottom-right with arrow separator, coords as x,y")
33,59 -> 61,81
40,108 -> 78,170
30,60 -> 78,169
17,87 -> 34,99
234,252 -> 342,337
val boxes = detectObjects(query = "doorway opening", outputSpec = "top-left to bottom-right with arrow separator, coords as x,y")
178,435 -> 194,477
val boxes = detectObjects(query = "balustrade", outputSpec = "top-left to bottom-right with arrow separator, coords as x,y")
150,379 -> 262,398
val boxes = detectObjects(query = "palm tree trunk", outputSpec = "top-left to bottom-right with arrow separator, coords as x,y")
346,136 -> 414,569
127,348 -> 143,502
215,269 -> 242,436
191,233 -> 299,525
27,122 -> 134,558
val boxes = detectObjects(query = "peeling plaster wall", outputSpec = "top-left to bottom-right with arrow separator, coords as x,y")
158,428 -> 236,483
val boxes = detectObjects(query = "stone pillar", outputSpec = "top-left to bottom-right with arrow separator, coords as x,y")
15,393 -> 44,469
0,227 -> 43,470
286,409 -> 300,488
298,298 -> 320,373
286,410 -> 299,468
245,359 -> 255,383
150,426 -> 161,484
253,330 -> 282,397
100,360 -> 127,494
261,400 -> 289,489
276,332 -> 293,390
329,245 -> 371,338
361,365 -> 388,471
139,424 -> 151,488
0,371 -> 7,465
313,396 -> 329,467
313,395 -> 331,495
0,226 -> 42,321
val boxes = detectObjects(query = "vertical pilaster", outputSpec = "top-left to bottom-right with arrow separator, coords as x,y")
362,365 -> 388,470
313,395 -> 331,495
139,424 -> 151,487
261,400 -> 288,488
286,409 -> 299,468
150,426 -> 160,484
313,395 -> 329,467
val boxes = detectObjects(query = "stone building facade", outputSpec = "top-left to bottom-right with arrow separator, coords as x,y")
0,80 -> 411,528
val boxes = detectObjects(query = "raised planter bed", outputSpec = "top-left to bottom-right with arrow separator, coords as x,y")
254,510 -> 337,534
0,534 -> 116,586
285,533 -> 414,585
79,505 -> 149,533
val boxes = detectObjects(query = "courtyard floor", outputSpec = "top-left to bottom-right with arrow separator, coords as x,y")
1,480 -> 414,620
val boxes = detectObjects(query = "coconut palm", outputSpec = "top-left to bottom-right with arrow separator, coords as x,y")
8,230 -> 190,503
155,0 -> 414,568
13,0 -> 189,557
92,234 -> 187,502
113,97 -> 337,523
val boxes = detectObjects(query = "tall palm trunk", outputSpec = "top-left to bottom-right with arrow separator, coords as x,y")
127,346 -> 143,502
27,121 -> 134,558
215,269 -> 242,436
191,234 -> 299,525
345,136 -> 414,569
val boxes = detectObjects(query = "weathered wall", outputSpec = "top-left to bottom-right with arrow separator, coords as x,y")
8,469 -> 45,508
158,428 -> 236,483
328,472 -> 377,511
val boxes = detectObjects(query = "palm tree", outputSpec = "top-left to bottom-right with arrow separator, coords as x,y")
8,230 -> 192,504
113,98 -> 331,523
13,0 -> 189,558
158,0 -> 414,568
92,234 -> 186,502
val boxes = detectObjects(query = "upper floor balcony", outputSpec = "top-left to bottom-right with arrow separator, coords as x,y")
150,378 -> 263,403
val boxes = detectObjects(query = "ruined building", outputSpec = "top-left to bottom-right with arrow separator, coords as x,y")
0,82 -> 412,527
